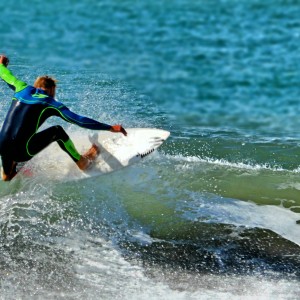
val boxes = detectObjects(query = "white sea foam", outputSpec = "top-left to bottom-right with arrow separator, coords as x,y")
178,191 -> 300,246
42,230 -> 300,300
165,153 -> 295,173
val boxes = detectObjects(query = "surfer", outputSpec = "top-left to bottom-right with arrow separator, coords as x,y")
0,55 -> 127,181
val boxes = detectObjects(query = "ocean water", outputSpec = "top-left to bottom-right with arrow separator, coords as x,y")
0,0 -> 300,299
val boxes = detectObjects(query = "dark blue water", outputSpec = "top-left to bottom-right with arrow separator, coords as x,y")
0,0 -> 299,299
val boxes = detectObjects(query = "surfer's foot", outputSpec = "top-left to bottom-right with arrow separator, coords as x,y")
76,144 -> 100,170
1,161 -> 17,181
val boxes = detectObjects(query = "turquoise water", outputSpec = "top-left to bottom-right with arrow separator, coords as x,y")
1,0 -> 300,299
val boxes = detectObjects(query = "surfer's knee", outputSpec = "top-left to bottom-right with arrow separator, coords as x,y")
53,125 -> 69,141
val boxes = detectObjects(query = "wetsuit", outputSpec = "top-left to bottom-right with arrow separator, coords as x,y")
0,64 -> 111,175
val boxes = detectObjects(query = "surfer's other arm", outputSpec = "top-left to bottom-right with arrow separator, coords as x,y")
0,55 -> 27,92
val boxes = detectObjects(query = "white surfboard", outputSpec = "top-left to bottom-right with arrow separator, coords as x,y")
17,128 -> 170,181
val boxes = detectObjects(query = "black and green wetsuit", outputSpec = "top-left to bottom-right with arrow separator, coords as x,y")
0,64 -> 111,174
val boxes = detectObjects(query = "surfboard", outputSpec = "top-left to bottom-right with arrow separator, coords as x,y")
16,128 -> 170,181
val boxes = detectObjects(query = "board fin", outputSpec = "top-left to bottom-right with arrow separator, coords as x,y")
137,148 -> 155,158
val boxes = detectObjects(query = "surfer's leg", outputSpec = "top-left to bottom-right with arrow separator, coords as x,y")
27,125 -> 80,159
58,138 -> 100,170
1,156 -> 17,181
28,126 -> 99,170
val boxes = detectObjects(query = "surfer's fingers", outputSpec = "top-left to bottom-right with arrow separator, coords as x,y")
121,127 -> 127,136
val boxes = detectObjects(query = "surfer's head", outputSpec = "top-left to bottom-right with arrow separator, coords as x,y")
34,76 -> 57,98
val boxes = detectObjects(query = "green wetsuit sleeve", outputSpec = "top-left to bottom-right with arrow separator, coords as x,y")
0,64 -> 27,92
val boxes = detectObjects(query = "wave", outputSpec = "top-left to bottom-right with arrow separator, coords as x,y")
155,152 -> 300,213
0,144 -> 299,298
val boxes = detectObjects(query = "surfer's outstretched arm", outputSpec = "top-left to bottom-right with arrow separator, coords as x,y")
41,95 -> 127,136
0,56 -> 27,92
56,105 -> 127,136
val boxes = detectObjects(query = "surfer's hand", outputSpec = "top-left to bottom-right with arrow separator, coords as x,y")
110,124 -> 127,136
0,55 -> 9,67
